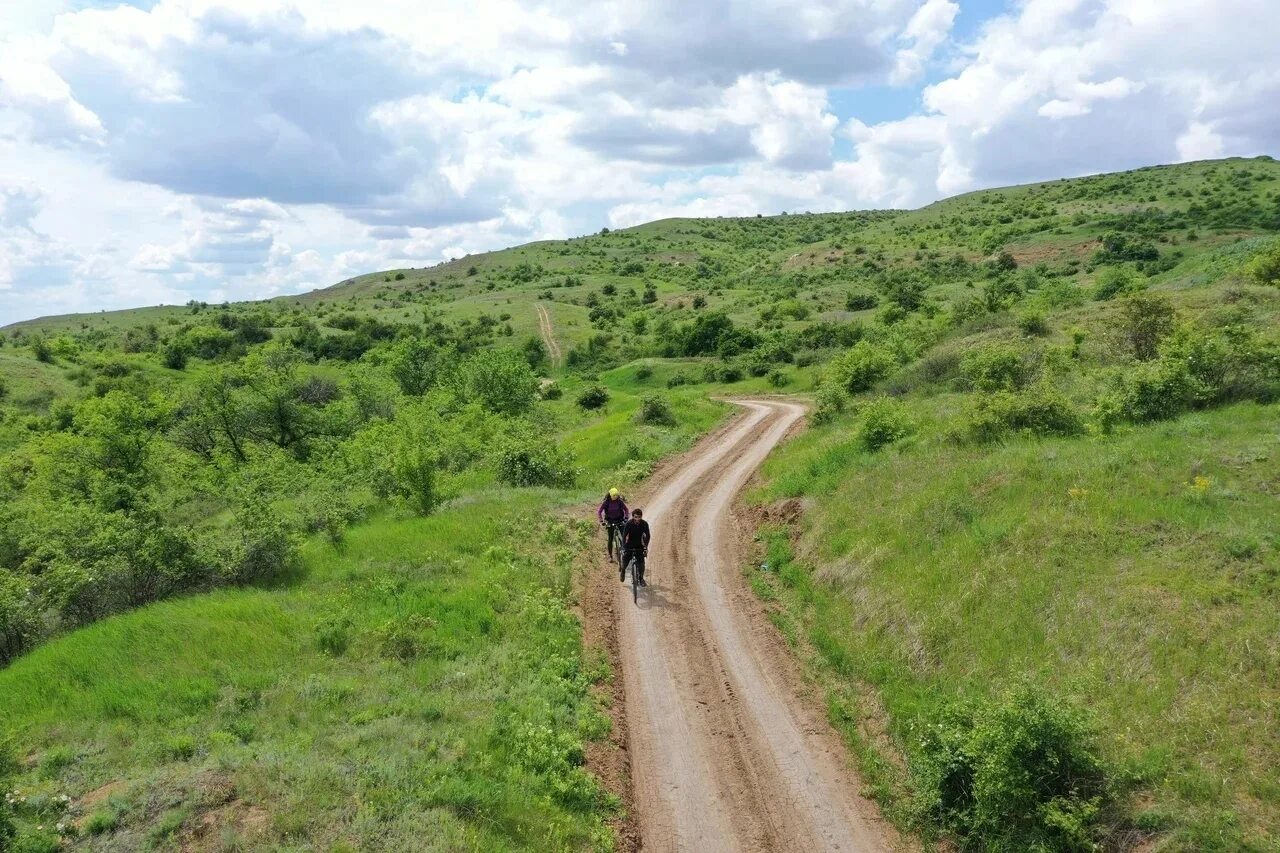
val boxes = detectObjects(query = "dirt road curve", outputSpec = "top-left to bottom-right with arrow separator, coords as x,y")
616,400 -> 892,852
535,303 -> 562,366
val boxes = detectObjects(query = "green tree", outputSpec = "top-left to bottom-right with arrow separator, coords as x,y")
459,348 -> 539,416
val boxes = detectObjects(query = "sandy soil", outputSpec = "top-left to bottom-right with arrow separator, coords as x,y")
598,399 -> 896,852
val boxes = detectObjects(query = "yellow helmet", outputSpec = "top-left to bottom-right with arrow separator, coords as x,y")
609,487 -> 620,498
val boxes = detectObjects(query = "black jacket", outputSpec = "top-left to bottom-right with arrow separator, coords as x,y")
623,518 -> 650,551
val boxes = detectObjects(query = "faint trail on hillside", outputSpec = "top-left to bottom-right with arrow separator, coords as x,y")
606,400 -> 896,852
536,303 -> 562,367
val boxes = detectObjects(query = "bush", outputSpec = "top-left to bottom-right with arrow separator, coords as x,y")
635,394 -> 676,426
459,349 -> 538,416
0,571 -> 37,665
1092,266 -> 1144,301
634,364 -> 653,381
857,397 -> 915,451
0,735 -> 15,848
1115,292 -> 1175,361
576,385 -> 609,410
767,369 -> 789,388
960,344 -> 1027,392
810,383 -> 847,426
845,290 -> 879,311
162,342 -> 189,370
218,508 -> 298,586
1245,239 -> 1280,286
829,341 -> 897,393
1094,322 -> 1280,429
666,373 -> 691,388
496,431 -> 578,487
539,381 -> 562,400
1018,309 -> 1049,336
390,444 -> 445,515
914,686 -> 1110,851
961,387 -> 1084,443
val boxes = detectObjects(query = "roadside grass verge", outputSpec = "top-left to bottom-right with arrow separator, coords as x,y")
752,400 -> 1280,849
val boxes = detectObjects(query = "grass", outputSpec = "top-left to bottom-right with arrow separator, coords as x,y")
753,399 -> 1280,850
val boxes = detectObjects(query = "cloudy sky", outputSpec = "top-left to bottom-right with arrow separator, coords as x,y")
1,0 -> 1277,323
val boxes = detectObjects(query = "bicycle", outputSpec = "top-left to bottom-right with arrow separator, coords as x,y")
622,549 -> 645,604
603,519 -> 626,575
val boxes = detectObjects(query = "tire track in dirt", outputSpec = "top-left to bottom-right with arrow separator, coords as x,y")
536,302 -> 562,367
610,400 -> 895,852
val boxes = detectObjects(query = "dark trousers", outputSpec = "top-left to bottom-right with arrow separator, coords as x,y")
624,548 -> 646,582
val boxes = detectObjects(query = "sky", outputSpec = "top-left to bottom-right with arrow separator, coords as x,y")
1,0 -> 1277,323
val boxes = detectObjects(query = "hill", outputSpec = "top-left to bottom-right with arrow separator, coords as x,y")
1,156 -> 1279,851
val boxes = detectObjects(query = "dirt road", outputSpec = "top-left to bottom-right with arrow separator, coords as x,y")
535,303 -> 562,366
612,400 -> 893,852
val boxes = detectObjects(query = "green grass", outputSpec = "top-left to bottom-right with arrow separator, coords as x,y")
754,400 -> 1280,850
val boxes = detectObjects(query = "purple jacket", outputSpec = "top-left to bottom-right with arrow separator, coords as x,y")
598,495 -> 629,523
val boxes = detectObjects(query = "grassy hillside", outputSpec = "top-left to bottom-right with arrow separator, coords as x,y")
1,155 -> 1279,850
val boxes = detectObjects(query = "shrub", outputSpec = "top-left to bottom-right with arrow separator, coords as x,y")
376,614 -> 433,662
1092,266 -> 1144,301
459,348 -> 538,416
845,290 -> 879,311
914,686 -> 1110,851
1018,309 -> 1049,336
767,369 -> 789,388
634,364 -> 653,381
316,615 -> 354,656
30,336 -> 53,363
218,508 -> 298,586
496,431 -> 578,487
829,341 -> 897,394
390,445 -> 445,515
162,342 -> 189,370
857,397 -> 915,451
665,373 -> 691,388
960,344 -> 1027,392
576,385 -> 609,410
961,387 -> 1084,443
0,735 -> 14,847
1245,239 -> 1280,286
635,394 -> 676,426
1115,292 -> 1175,361
0,571 -> 37,665
717,364 -> 744,383
539,381 -> 562,400
810,384 -> 847,426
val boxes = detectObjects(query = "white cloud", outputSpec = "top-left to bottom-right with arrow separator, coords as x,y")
0,0 -> 1277,323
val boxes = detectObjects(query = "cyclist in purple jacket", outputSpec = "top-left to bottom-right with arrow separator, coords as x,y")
598,487 -> 629,560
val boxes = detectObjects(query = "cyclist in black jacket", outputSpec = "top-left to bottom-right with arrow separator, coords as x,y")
622,508 -> 651,586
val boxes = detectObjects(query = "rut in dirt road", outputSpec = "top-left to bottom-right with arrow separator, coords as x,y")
615,400 -> 893,852
535,303 -> 562,366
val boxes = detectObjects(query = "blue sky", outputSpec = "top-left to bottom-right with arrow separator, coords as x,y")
1,0 -> 1277,322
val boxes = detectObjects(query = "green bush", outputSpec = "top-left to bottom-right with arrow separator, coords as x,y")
217,508 -> 298,586
634,365 -> 653,381
1095,322 -> 1279,429
961,387 -> 1084,443
845,290 -> 879,311
767,369 -> 789,388
665,372 -> 691,388
459,348 -> 538,416
1017,309 -> 1049,336
496,430 -> 578,487
960,344 -> 1027,392
0,571 -> 37,665
1244,239 -> 1280,286
539,380 -> 562,400
1092,265 -> 1144,301
857,397 -> 915,451
829,341 -> 897,393
810,384 -> 847,426
576,385 -> 609,410
635,395 -> 675,426
0,735 -> 15,848
914,686 -> 1110,851
1115,292 -> 1175,361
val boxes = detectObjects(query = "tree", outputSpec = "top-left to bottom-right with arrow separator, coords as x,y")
459,348 -> 539,416
390,336 -> 453,396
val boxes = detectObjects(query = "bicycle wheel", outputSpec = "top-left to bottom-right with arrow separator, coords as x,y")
618,544 -> 626,581
629,556 -> 638,604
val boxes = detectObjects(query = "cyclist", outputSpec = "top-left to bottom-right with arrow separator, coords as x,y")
622,508 -> 651,586
598,487 -> 630,560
